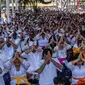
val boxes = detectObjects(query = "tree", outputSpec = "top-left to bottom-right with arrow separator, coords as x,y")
19,0 -> 39,12
81,0 -> 85,2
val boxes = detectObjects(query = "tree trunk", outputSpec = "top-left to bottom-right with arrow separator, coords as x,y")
0,0 -> 1,18
23,2 -> 26,9
6,0 -> 10,22
12,0 -> 15,18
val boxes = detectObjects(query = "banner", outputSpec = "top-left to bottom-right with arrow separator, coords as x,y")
76,0 -> 80,9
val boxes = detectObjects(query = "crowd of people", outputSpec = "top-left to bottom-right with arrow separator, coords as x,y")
0,8 -> 85,85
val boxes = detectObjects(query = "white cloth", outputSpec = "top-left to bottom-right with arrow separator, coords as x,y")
67,62 -> 85,84
29,41 -> 37,46
73,44 -> 78,48
40,83 -> 54,85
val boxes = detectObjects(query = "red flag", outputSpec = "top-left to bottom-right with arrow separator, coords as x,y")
76,0 -> 80,9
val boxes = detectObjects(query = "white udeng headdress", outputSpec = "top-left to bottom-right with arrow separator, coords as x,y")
29,41 -> 37,46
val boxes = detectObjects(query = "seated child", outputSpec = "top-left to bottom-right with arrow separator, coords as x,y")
4,51 -> 31,85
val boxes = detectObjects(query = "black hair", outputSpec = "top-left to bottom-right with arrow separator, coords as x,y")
42,48 -> 52,58
66,48 -> 73,62
48,34 -> 57,50
73,53 -> 84,65
16,84 -> 27,85
12,32 -> 17,39
77,40 -> 82,46
53,76 -> 64,84
48,34 -> 56,43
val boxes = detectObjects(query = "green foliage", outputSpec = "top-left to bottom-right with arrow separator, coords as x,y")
81,0 -> 85,2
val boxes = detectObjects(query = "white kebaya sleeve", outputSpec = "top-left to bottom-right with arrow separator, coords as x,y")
4,60 -> 12,70
66,62 -> 74,70
21,52 -> 28,58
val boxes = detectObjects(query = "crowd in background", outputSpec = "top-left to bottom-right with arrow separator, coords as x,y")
0,8 -> 85,85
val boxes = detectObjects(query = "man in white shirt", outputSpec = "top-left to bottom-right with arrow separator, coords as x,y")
35,48 -> 62,85
0,38 -> 8,62
35,30 -> 50,48
0,38 -> 11,85
5,38 -> 17,60
21,42 -> 42,73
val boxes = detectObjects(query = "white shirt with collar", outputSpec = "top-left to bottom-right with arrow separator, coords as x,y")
54,45 -> 71,58
21,51 -> 42,73
38,58 -> 61,85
